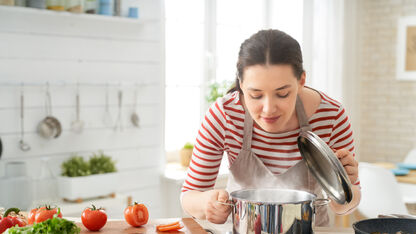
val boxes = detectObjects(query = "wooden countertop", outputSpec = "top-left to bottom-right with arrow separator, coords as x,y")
75,218 -> 354,233
77,218 -> 206,234
374,162 -> 416,184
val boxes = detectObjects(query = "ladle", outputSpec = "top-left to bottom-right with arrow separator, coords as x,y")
103,83 -> 113,127
37,83 -> 62,139
71,84 -> 84,133
131,87 -> 140,128
19,84 -> 31,151
114,89 -> 123,131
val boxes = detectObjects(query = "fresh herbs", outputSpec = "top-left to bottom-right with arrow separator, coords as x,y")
61,151 -> 116,177
205,80 -> 233,104
5,216 -> 80,234
89,151 -> 116,174
61,155 -> 90,177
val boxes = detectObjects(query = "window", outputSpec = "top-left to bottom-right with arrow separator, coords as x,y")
165,0 -> 304,154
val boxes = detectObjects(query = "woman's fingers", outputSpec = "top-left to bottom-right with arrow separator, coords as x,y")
335,148 -> 359,183
205,190 -> 231,224
344,165 -> 358,183
339,154 -> 357,167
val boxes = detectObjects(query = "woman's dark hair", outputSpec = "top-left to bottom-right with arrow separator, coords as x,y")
228,29 -> 304,93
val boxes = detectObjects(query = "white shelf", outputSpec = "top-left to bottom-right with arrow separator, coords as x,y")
56,193 -> 129,219
0,5 -> 160,24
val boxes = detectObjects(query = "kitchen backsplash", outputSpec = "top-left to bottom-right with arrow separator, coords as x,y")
0,0 -> 165,218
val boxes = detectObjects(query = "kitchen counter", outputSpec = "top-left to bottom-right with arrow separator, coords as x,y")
71,217 -> 354,233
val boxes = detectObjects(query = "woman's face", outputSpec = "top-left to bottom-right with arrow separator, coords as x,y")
240,64 -> 305,133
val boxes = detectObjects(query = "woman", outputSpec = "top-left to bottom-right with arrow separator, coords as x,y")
181,29 -> 361,226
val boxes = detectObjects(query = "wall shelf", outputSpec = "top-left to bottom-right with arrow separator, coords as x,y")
0,5 -> 160,24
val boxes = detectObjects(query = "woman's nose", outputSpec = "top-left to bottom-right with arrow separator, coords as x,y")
262,96 -> 276,114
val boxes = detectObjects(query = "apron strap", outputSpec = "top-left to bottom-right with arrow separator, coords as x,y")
295,96 -> 312,132
242,108 -> 254,151
295,95 -> 314,192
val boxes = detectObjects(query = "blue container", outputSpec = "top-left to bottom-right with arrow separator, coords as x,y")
128,7 -> 139,18
99,0 -> 113,15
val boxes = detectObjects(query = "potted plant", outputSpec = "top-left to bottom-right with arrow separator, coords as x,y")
206,80 -> 233,104
180,142 -> 194,167
58,151 -> 118,201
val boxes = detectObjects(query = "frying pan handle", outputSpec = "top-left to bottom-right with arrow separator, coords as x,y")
216,200 -> 234,206
313,198 -> 330,207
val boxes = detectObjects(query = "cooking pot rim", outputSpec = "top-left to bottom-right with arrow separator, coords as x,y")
230,188 -> 317,204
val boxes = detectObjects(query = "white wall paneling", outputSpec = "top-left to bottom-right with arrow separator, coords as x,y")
0,1 -> 165,218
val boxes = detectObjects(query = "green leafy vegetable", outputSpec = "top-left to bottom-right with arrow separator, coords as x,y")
5,216 -> 80,234
89,151 -> 117,174
206,80 -> 233,104
61,151 -> 116,177
61,155 -> 91,177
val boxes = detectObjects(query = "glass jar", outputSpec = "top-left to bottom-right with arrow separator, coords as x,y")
27,0 -> 45,9
98,0 -> 113,16
46,0 -> 65,11
66,0 -> 83,13
15,0 -> 26,6
84,0 -> 97,14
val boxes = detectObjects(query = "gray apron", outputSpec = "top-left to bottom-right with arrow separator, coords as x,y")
226,96 -> 329,226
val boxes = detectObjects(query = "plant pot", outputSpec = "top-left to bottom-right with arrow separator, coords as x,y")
58,172 -> 118,201
180,148 -> 193,167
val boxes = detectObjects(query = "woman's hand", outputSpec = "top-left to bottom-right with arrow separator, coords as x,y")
335,148 -> 359,184
204,189 -> 231,224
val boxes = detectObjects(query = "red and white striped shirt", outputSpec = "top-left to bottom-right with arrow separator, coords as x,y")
182,90 -> 358,193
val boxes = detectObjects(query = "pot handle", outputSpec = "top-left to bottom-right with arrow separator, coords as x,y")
216,200 -> 235,206
313,198 -> 330,207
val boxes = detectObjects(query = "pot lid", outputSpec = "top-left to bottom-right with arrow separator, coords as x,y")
297,131 -> 353,204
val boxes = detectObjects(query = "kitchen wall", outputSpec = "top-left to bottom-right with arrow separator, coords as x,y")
0,1 -> 165,218
356,0 -> 416,162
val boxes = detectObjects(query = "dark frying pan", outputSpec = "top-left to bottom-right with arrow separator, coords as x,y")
353,218 -> 416,234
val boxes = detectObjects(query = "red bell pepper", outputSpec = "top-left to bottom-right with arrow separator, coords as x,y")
0,208 -> 27,233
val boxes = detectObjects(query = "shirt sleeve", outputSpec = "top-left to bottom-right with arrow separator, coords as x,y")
328,106 -> 360,186
181,99 -> 227,193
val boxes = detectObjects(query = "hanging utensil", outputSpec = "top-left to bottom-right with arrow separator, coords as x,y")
103,83 -> 113,127
71,84 -> 84,133
131,86 -> 140,128
37,83 -> 62,139
19,84 -> 31,151
0,136 -> 3,159
114,89 -> 123,131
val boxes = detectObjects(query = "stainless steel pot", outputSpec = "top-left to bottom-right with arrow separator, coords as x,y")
228,188 -> 327,234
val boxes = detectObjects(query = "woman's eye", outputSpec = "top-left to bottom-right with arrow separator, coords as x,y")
277,92 -> 289,98
250,95 -> 262,100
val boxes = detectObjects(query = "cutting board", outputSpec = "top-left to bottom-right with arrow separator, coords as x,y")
396,170 -> 416,184
77,218 -> 207,234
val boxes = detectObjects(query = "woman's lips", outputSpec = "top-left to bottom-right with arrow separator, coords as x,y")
261,116 -> 280,124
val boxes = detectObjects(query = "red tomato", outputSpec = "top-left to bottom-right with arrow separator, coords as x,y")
34,206 -> 62,223
28,208 -> 39,225
124,203 -> 149,227
10,216 -> 26,227
0,208 -> 26,233
81,205 -> 107,231
0,217 -> 13,233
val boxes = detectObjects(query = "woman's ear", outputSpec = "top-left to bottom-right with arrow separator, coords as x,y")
239,79 -> 243,93
298,72 -> 306,90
